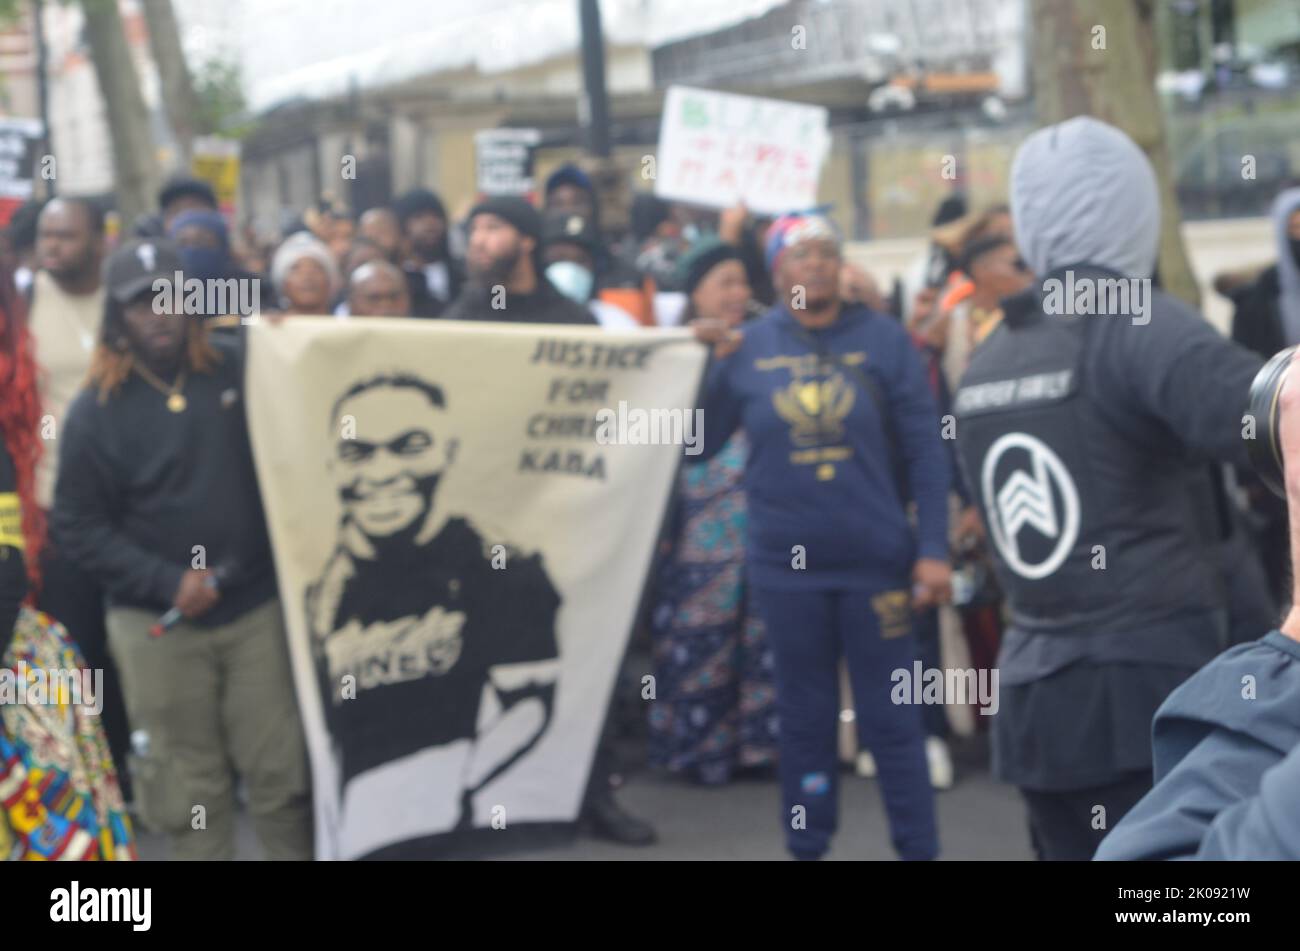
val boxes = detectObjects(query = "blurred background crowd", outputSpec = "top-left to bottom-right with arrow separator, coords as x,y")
1,0 -> 1299,862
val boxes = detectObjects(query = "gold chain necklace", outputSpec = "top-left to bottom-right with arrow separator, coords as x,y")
132,362 -> 188,413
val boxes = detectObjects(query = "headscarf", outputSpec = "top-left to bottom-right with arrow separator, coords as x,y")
763,213 -> 840,273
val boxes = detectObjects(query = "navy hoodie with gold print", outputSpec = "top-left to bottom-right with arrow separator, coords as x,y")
695,302 -> 949,592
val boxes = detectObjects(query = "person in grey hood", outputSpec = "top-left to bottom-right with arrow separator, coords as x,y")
1226,187 -> 1300,610
952,116 -> 1266,860
1229,187 -> 1300,359
1097,345 -> 1300,861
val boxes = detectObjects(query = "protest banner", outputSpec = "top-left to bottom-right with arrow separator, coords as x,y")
245,318 -> 707,858
654,85 -> 830,216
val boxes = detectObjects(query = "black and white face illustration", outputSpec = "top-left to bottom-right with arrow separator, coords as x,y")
330,382 -> 455,541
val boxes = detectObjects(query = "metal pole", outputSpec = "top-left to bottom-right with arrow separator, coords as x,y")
578,0 -> 610,158
32,0 -> 54,197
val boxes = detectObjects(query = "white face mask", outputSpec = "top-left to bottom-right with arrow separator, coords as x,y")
546,261 -> 594,304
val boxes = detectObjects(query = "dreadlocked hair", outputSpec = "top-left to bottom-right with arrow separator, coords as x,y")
0,270 -> 46,594
87,296 -> 221,403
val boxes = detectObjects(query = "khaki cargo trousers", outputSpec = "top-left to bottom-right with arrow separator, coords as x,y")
106,597 -> 312,860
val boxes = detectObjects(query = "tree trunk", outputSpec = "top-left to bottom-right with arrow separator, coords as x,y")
80,0 -> 160,227
1030,0 -> 1201,308
140,0 -> 198,163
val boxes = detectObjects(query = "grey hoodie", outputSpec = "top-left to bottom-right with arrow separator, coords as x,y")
1270,187 -> 1300,344
1010,116 -> 1161,280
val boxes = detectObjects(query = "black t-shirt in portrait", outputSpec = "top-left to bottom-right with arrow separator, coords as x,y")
308,516 -> 560,785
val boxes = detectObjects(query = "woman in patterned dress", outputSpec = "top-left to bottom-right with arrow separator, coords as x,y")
0,263 -> 135,860
648,238 -> 778,784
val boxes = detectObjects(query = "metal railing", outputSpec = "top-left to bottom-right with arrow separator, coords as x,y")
652,0 -> 1010,89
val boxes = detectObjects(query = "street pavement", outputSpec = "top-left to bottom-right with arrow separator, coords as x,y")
135,733 -> 1035,861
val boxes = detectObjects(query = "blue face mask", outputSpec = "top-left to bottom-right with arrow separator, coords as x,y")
178,245 -> 229,284
546,261 -> 594,304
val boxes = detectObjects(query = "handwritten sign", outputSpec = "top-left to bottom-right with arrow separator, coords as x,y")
654,86 -> 830,216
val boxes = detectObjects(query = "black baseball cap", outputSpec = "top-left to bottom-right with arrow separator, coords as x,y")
104,238 -> 185,304
542,210 -> 600,257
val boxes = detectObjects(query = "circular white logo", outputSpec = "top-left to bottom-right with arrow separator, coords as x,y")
980,432 -> 1080,580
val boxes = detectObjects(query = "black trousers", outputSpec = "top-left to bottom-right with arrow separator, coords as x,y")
37,543 -> 133,797
1021,771 -> 1151,860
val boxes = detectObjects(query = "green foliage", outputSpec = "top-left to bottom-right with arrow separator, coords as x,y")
193,56 -> 255,138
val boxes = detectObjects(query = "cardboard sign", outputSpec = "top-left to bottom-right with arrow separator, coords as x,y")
654,86 -> 830,216
475,128 -> 542,198
0,118 -> 44,227
191,136 -> 241,219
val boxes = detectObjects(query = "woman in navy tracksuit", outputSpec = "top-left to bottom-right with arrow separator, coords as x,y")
692,214 -> 951,859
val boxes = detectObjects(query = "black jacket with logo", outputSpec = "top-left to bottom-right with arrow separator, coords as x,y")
954,271 -> 1264,788
957,271 -> 1262,657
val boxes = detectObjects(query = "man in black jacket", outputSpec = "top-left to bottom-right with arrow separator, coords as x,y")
52,239 -> 311,860
394,188 -> 463,315
442,196 -> 656,846
443,196 -> 596,326
953,117 -> 1265,860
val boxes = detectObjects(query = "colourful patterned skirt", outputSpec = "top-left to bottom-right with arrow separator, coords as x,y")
648,434 -> 778,783
0,606 -> 136,860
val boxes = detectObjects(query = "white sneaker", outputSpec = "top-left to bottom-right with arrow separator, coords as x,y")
926,736 -> 954,790
855,750 -> 877,778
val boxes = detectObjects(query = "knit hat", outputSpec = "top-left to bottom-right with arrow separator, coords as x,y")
467,196 -> 543,245
271,231 -> 340,299
158,175 -> 217,213
545,164 -> 595,199
676,237 -> 743,296
393,188 -> 448,226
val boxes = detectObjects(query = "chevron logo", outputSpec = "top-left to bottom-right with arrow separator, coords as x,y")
995,455 -> 1059,542
980,432 -> 1080,581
